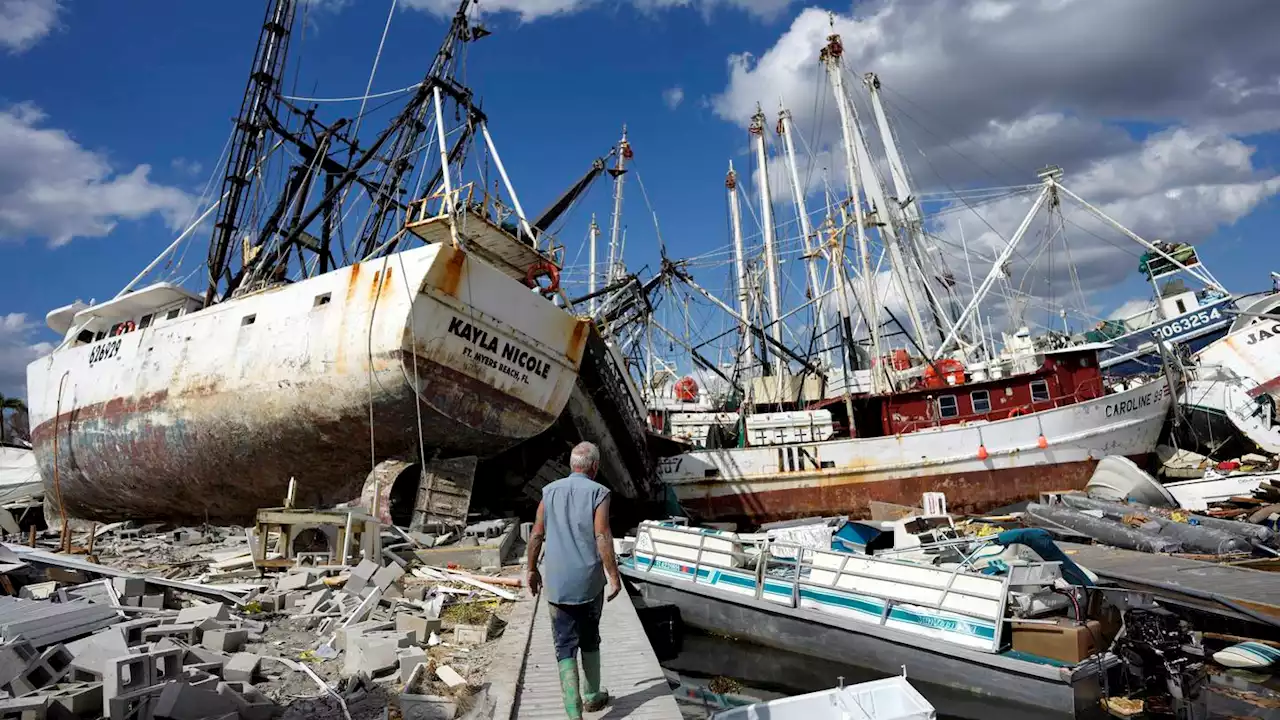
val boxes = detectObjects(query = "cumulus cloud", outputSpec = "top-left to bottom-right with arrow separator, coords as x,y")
662,86 -> 685,110
170,157 -> 204,177
713,0 -> 1280,340
0,313 -> 53,398
400,0 -> 794,22
0,0 -> 60,53
0,103 -> 196,247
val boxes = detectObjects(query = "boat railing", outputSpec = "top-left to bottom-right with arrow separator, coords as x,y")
635,524 -> 1010,633
405,183 -> 567,268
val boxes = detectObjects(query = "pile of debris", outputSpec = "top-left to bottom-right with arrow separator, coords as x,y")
0,507 -> 526,720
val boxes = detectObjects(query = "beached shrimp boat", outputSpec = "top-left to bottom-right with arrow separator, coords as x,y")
24,0 -> 610,522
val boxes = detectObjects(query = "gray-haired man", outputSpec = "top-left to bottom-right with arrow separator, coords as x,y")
526,441 -> 622,719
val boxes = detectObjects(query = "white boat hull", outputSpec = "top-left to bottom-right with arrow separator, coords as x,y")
26,244 -> 589,521
659,379 -> 1172,521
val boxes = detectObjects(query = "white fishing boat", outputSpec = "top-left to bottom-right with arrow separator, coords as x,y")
711,676 -> 935,720
24,0 -> 651,522
637,32 -> 1177,522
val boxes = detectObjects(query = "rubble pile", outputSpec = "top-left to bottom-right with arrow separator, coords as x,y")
0,513 -> 524,720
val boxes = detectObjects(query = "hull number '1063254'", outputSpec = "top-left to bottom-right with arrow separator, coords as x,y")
448,315 -> 552,386
1105,384 -> 1167,418
1150,306 -> 1225,341
88,338 -> 121,365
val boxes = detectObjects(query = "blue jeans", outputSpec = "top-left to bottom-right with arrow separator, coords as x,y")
549,593 -> 603,661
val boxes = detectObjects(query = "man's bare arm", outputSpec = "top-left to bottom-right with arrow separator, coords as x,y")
526,501 -> 546,596
594,496 -> 622,600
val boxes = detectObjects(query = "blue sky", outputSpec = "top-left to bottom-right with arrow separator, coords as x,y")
3,0 -> 1280,396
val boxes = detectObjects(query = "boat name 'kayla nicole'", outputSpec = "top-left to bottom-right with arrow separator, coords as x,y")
447,314 -> 554,383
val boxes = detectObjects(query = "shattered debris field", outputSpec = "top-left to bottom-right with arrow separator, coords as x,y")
0,514 -> 531,720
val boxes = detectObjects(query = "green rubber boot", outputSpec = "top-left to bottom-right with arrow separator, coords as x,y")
581,650 -> 610,711
557,658 -> 583,720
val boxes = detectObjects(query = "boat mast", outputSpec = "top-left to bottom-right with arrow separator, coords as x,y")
607,126 -> 630,284
749,107 -> 785,358
843,90 -> 931,357
864,72 -> 956,350
588,214 -> 600,314
777,104 -> 834,370
205,0 -> 296,305
726,162 -> 756,373
821,32 -> 884,392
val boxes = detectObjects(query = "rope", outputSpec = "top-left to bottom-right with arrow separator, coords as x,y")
281,82 -> 421,104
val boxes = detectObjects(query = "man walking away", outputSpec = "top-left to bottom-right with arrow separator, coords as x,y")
526,442 -> 622,719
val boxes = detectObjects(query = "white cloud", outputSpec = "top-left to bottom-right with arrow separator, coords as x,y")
662,86 -> 685,110
0,313 -> 52,398
711,0 -> 1280,336
0,103 -> 196,247
400,0 -> 793,22
170,157 -> 204,177
0,0 -> 60,53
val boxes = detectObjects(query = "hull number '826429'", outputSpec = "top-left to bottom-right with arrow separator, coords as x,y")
88,339 -> 121,365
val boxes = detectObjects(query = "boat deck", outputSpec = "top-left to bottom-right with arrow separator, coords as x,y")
1062,542 -> 1280,622
513,592 -> 682,720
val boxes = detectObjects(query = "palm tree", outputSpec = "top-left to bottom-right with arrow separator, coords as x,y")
0,394 -> 26,445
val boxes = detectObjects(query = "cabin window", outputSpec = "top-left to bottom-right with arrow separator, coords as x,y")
971,390 -> 991,413
1080,357 -> 1090,367
241,314 -> 256,326
938,395 -> 959,419
77,330 -> 94,344
166,308 -> 181,320
1031,380 -> 1051,403
139,314 -> 153,329
314,293 -> 331,307
1175,299 -> 1187,314
95,331 -> 105,341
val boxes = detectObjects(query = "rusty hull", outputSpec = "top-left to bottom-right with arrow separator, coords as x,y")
676,456 -> 1151,525
32,347 -> 555,524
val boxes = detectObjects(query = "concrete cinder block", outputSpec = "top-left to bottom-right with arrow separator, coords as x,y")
111,577 -> 146,599
398,647 -> 428,683
371,563 -> 405,592
275,571 -> 315,592
103,655 -> 152,702
154,679 -> 236,720
107,682 -> 165,720
215,681 -> 276,720
222,653 -> 259,684
183,646 -> 229,670
140,594 -> 165,610
396,613 -> 442,644
334,620 -> 393,651
344,634 -> 399,677
298,589 -> 332,615
141,624 -> 199,645
152,648 -> 183,685
0,639 -> 38,687
48,680 -> 104,716
113,618 -> 161,647
176,603 -> 229,626
453,621 -> 491,646
200,629 -> 247,654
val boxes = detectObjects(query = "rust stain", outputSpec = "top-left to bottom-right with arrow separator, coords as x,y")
565,319 -> 589,366
440,247 -> 466,297
345,262 -> 362,305
679,456 -> 1153,525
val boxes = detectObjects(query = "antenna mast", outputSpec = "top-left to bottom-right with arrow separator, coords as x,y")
606,127 -> 631,284
726,162 -> 755,373
777,103 -> 833,370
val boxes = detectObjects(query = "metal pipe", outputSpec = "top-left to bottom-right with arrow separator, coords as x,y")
479,121 -> 536,248
778,106 -> 832,369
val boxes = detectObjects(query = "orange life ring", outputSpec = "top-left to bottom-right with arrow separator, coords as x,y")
122,320 -> 136,333
526,262 -> 560,294
1008,406 -> 1028,418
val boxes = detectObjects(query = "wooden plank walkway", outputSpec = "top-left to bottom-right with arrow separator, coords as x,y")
513,593 -> 682,720
1063,542 -> 1280,621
